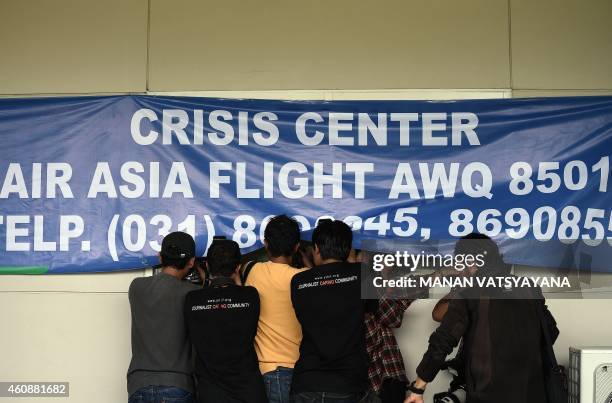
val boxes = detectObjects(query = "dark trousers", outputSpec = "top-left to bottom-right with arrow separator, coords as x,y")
197,382 -> 243,403
263,367 -> 293,403
291,390 -> 379,403
128,385 -> 195,403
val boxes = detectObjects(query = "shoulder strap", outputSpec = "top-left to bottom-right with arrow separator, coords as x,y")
471,296 -> 492,391
533,292 -> 560,368
240,260 -> 258,285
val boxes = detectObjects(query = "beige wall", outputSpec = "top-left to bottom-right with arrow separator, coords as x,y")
0,291 -> 133,402
148,0 -> 510,91
0,1 -> 611,402
1,0 -> 611,94
0,271 -> 142,403
511,0 -> 612,91
0,0 -> 148,95
2,274 -> 612,403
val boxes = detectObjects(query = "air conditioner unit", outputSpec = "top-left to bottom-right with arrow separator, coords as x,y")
569,347 -> 612,403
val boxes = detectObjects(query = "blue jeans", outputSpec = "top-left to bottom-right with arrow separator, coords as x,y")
263,367 -> 293,403
128,386 -> 195,403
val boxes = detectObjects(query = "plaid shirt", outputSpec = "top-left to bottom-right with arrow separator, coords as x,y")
365,298 -> 415,393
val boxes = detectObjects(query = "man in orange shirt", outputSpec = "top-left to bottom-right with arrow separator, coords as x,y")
244,215 -> 306,403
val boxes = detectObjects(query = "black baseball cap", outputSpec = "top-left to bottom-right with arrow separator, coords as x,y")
161,231 -> 196,259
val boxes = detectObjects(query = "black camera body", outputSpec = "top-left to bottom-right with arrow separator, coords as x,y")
185,235 -> 228,285
433,357 -> 467,403
433,389 -> 466,403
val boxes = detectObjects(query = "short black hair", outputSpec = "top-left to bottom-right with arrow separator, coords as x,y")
454,233 -> 509,275
454,233 -> 500,261
207,240 -> 241,277
264,215 -> 300,258
160,254 -> 193,270
312,220 -> 352,261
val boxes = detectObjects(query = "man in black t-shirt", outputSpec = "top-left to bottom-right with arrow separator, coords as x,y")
184,240 -> 266,403
290,220 -> 376,403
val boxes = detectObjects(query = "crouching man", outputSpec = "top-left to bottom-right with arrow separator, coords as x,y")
184,239 -> 267,403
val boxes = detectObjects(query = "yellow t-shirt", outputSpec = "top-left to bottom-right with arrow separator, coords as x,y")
245,261 -> 306,374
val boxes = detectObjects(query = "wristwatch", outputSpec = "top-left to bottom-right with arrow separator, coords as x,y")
407,381 -> 426,395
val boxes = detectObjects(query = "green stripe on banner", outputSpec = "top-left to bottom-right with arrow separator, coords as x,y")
0,266 -> 49,274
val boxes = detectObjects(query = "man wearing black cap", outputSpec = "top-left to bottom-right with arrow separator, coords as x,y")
184,239 -> 267,403
127,231 -> 200,403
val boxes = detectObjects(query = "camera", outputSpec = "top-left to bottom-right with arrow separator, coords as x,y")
183,256 -> 205,285
184,236 -> 228,285
433,356 -> 466,403
433,387 -> 466,403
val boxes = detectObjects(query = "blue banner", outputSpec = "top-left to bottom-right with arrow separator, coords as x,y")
0,95 -> 610,273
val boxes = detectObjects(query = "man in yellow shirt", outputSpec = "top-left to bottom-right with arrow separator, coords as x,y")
245,215 -> 306,403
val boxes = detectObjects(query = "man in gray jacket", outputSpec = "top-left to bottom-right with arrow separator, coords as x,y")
127,231 -> 200,403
